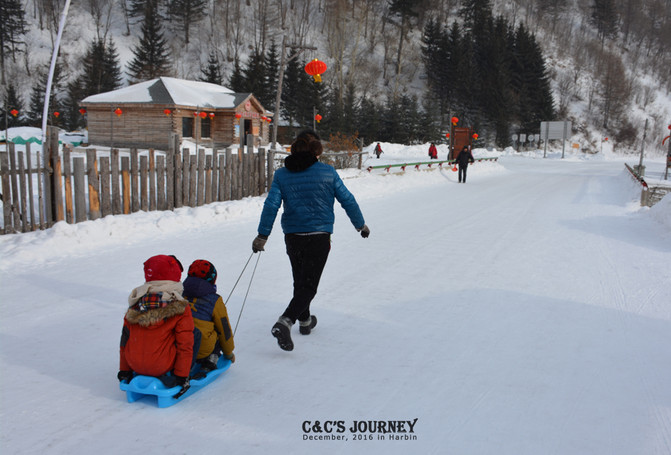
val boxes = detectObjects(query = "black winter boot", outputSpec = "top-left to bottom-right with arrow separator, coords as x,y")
299,315 -> 318,335
271,316 -> 294,351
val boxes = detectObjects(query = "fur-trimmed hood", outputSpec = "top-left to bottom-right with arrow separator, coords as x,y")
125,281 -> 189,327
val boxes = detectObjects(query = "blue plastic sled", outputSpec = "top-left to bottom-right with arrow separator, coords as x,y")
120,357 -> 232,408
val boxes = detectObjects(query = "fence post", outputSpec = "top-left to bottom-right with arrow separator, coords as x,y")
166,150 -> 174,210
26,143 -> 37,231
99,156 -> 112,217
173,148 -> 182,209
86,149 -> 101,220
182,148 -> 190,207
197,148 -> 205,206
149,149 -> 156,211
8,143 -> 21,231
205,154 -> 213,204
36,150 -> 45,229
0,152 -> 13,233
211,149 -> 219,202
111,149 -> 121,214
73,157 -> 86,223
157,154 -> 166,210
224,148 -> 232,201
121,157 -> 131,214
258,148 -> 266,195
189,153 -> 197,206
63,146 -> 74,223
131,148 -> 139,212
140,155 -> 148,211
17,151 -> 29,232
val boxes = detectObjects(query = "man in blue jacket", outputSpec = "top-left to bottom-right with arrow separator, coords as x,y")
252,130 -> 370,351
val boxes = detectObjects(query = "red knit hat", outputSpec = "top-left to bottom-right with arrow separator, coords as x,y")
187,259 -> 217,284
143,255 -> 183,282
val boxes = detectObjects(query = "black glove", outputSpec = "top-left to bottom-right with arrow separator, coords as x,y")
357,224 -> 370,238
252,234 -> 268,253
173,376 -> 190,398
117,370 -> 133,383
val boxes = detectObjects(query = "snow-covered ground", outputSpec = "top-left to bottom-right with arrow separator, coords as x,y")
1,143 -> 670,455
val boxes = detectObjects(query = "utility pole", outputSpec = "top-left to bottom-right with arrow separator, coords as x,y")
271,35 -> 317,151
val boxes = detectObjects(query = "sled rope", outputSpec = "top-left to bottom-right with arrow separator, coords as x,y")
233,252 -> 261,336
224,252 -> 254,305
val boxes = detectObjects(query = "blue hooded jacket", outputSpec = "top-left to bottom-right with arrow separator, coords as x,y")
257,152 -> 365,236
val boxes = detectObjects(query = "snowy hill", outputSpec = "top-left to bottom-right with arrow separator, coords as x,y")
1,146 -> 670,454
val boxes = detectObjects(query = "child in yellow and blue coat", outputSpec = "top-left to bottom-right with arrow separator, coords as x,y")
182,260 -> 235,373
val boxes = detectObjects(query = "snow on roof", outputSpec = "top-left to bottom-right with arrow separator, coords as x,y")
81,77 -> 241,109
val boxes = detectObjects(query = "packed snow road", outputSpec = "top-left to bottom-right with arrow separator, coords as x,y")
1,154 -> 670,455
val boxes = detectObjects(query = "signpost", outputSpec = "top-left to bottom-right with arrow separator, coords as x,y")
540,120 -> 571,158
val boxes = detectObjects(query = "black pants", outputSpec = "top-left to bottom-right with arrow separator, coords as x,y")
458,164 -> 468,182
282,233 -> 331,323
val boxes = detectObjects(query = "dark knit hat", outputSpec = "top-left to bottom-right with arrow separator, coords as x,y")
187,259 -> 217,284
143,255 -> 183,282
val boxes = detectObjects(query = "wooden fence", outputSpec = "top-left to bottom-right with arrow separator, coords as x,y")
1,129 -> 274,234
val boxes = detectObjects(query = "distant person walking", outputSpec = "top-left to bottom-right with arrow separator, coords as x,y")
455,145 -> 475,183
252,130 -> 370,352
374,143 -> 383,159
428,143 -> 438,159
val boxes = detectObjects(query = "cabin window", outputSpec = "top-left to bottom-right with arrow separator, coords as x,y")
201,117 -> 211,138
182,117 -> 194,137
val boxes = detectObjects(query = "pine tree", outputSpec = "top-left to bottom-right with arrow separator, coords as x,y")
355,97 -> 382,144
126,1 -> 172,82
2,82 -> 24,127
200,49 -> 224,85
65,78 -> 86,130
459,0 -> 492,32
591,0 -> 619,45
28,64 -> 64,128
166,0 -> 206,44
281,49 -> 303,129
263,40 -> 280,112
511,24 -> 556,132
243,49 -> 267,101
82,38 -> 123,95
228,58 -> 246,92
0,0 -> 28,82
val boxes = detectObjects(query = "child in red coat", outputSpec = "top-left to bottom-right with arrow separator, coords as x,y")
118,255 -> 194,393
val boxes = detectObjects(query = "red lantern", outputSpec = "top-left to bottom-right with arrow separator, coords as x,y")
53,111 -> 60,118
472,133 -> 478,140
164,109 -> 171,116
79,108 -> 86,115
209,113 -> 215,118
199,111 -> 207,118
305,59 -> 327,83
604,137 -> 608,141
10,109 -> 18,117
451,116 -> 459,125
114,108 -> 122,116
261,116 -> 267,121
235,113 -> 242,119
445,133 -> 450,138
315,114 -> 322,123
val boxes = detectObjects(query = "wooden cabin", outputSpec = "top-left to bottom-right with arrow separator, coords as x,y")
81,77 -> 271,150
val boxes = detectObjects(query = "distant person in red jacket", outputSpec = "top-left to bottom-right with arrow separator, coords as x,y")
117,254 -> 194,395
428,143 -> 438,159
374,143 -> 383,159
